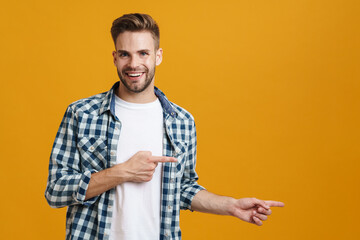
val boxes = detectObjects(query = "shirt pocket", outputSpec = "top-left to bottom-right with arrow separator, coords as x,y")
77,136 -> 108,171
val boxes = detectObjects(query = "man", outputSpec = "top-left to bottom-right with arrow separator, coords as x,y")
45,13 -> 284,240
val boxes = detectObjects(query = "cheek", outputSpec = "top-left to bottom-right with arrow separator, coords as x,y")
115,61 -> 126,69
149,58 -> 157,67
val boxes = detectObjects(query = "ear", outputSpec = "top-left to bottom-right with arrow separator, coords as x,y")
112,51 -> 117,65
155,48 -> 163,66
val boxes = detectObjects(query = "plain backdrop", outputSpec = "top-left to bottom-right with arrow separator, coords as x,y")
0,0 -> 359,239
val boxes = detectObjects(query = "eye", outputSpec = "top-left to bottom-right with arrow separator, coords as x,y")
119,52 -> 129,57
140,51 -> 149,56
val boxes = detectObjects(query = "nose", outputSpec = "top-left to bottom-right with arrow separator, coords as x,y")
128,55 -> 139,69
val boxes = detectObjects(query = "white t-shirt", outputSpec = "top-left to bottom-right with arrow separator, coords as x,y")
110,95 -> 164,240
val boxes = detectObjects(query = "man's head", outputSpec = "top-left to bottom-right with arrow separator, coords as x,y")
111,13 -> 163,97
111,13 -> 160,50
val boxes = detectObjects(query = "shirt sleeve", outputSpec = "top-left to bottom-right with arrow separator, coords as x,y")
180,120 -> 206,210
45,105 -> 99,208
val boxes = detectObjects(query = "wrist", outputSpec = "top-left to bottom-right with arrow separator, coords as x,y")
110,163 -> 129,184
225,197 -> 237,216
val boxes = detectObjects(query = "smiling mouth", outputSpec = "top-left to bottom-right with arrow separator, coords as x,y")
124,72 -> 145,82
125,72 -> 144,77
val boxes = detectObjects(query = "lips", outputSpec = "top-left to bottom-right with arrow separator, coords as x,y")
124,71 -> 145,80
126,72 -> 143,77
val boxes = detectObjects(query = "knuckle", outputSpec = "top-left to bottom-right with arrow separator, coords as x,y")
147,165 -> 156,171
139,151 -> 151,156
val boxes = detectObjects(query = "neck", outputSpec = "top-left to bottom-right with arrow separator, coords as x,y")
116,83 -> 157,103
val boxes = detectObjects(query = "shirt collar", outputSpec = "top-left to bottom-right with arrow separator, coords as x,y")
99,81 -> 178,118
154,86 -> 178,117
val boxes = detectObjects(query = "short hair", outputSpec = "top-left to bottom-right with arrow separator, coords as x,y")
111,13 -> 160,49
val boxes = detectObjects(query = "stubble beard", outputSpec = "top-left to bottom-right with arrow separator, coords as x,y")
117,66 -> 156,93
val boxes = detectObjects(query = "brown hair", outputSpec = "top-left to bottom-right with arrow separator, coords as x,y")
111,13 -> 160,49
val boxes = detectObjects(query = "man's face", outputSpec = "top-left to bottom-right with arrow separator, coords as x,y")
113,31 -> 162,93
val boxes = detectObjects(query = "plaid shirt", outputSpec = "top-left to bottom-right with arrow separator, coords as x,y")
45,82 -> 205,240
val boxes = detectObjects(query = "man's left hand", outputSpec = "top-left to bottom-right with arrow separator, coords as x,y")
228,198 -> 285,226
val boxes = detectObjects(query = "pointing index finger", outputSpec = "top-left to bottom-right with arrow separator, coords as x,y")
150,156 -> 177,163
253,198 -> 271,210
264,200 -> 285,207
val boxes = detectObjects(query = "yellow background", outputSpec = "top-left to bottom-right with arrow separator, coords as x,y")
1,0 -> 359,239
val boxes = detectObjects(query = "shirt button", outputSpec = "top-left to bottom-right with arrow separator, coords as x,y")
111,151 -> 116,156
168,205 -> 172,210
115,127 -> 118,131
90,146 -> 95,151
170,178 -> 174,183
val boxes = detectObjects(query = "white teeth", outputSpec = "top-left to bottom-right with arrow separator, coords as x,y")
128,73 -> 142,77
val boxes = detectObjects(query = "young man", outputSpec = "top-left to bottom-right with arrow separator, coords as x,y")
45,13 -> 284,240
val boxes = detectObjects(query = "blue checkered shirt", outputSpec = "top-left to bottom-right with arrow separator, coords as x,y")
45,82 -> 205,240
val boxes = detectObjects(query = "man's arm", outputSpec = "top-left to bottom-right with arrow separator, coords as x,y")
84,151 -> 176,200
45,106 -> 176,207
180,117 -> 284,225
45,105 -> 95,208
179,120 -> 206,210
191,190 -> 285,226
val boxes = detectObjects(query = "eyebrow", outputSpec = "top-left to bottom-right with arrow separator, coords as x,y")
117,49 -> 151,54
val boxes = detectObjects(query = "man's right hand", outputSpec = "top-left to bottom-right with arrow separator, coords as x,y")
85,151 -> 177,200
118,151 -> 177,182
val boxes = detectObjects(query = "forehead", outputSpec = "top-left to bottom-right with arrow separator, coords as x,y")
115,31 -> 155,51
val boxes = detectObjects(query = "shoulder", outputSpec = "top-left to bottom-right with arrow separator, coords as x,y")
67,91 -> 107,115
170,102 -> 195,121
169,101 -> 196,131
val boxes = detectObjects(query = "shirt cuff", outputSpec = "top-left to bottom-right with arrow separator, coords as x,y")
74,169 -> 99,206
180,184 -> 206,211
